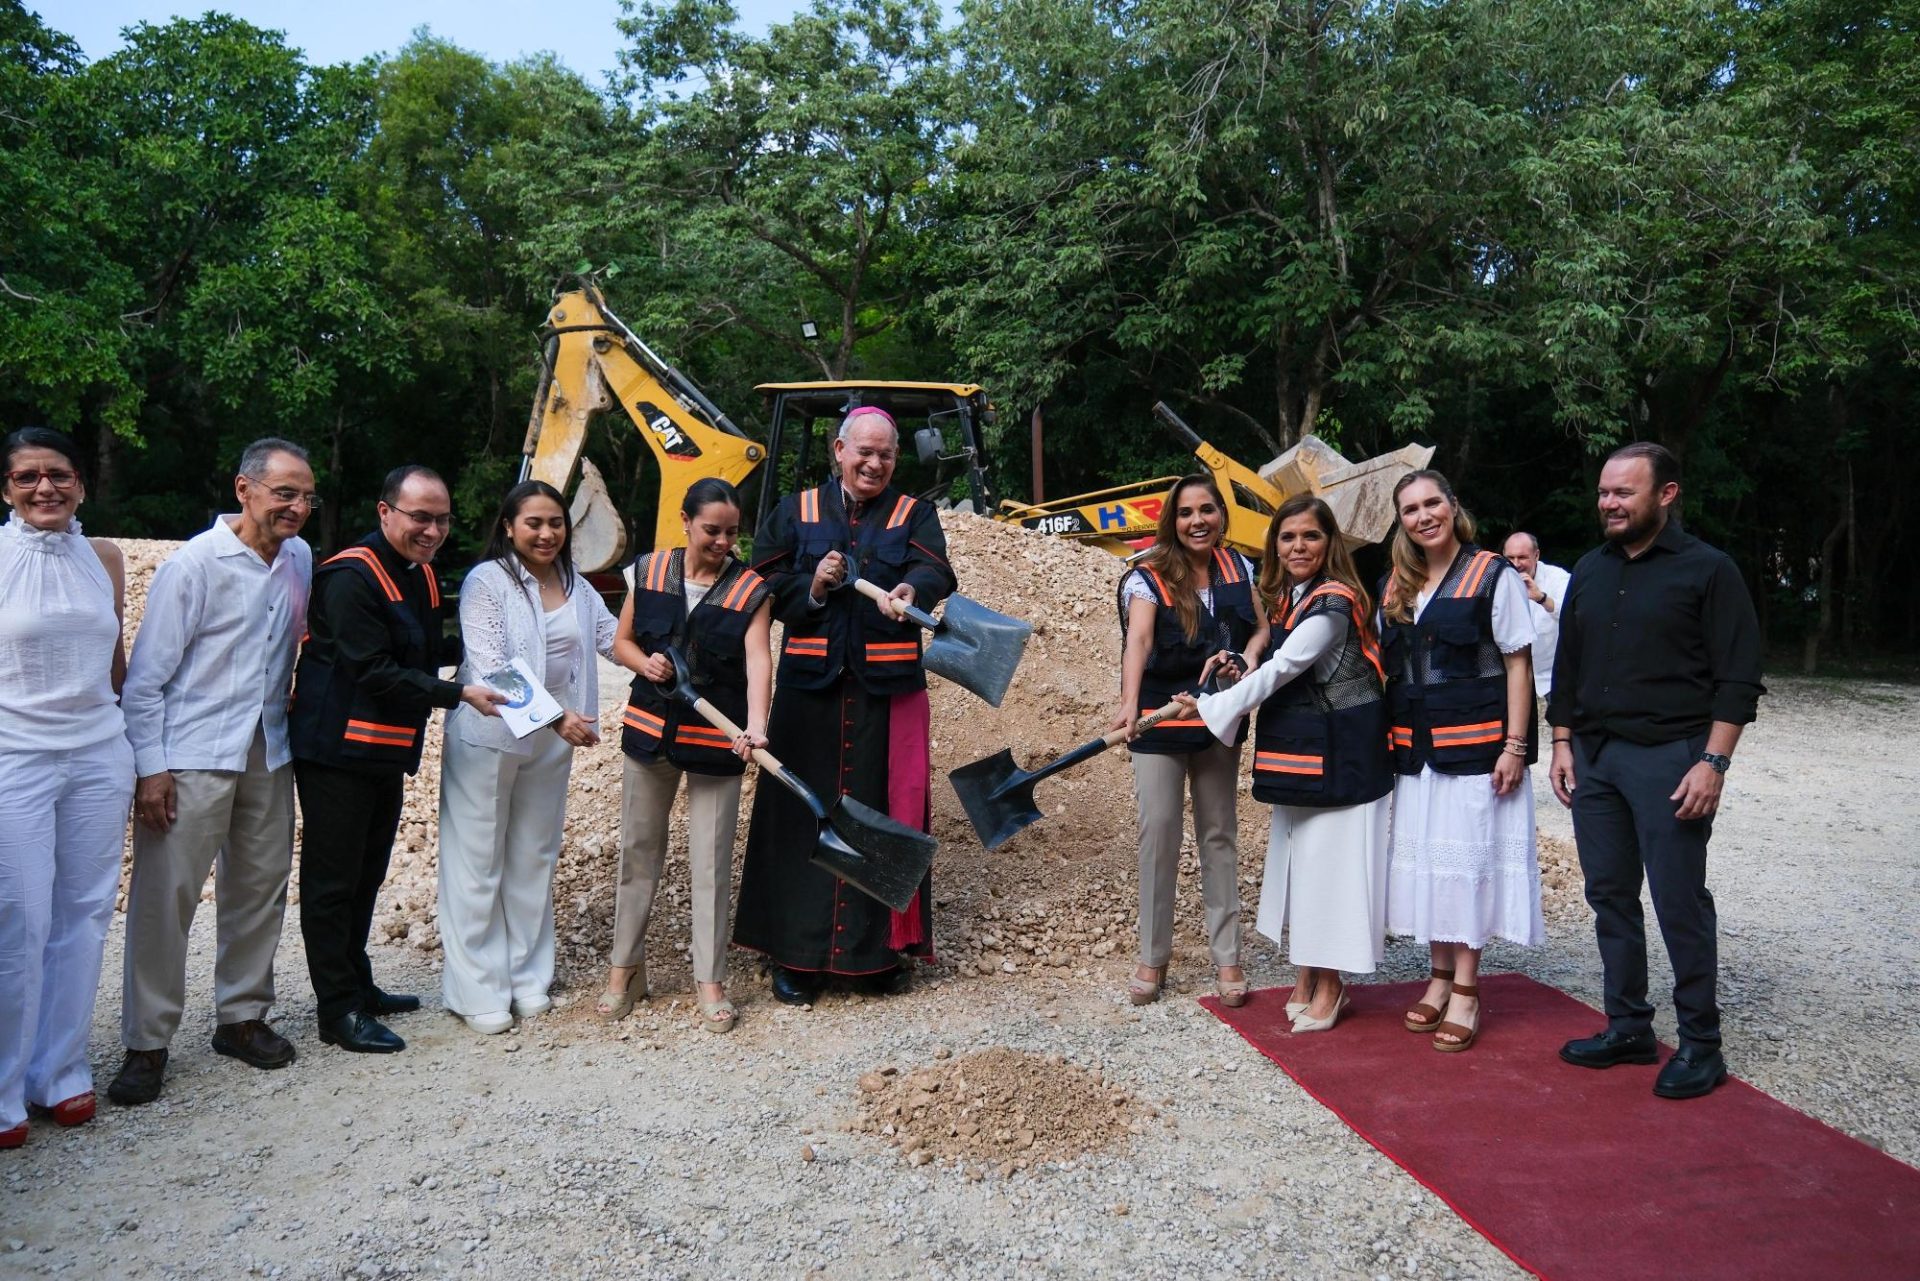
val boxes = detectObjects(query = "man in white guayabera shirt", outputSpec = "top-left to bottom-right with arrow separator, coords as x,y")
108,439 -> 316,1106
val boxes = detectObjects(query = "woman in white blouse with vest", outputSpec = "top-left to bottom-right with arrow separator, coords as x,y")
0,427 -> 135,1149
437,481 -> 618,1034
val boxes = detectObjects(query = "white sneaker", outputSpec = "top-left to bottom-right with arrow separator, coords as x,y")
510,995 -> 552,1019
460,1010 -> 513,1035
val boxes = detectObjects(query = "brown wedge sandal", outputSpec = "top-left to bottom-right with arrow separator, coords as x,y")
1403,968 -> 1456,1033
1431,983 -> 1481,1053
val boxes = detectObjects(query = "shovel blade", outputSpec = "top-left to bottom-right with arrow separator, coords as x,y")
808,796 -> 936,913
947,749 -> 1043,851
923,594 -> 1031,708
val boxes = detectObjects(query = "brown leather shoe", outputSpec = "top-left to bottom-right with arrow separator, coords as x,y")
211,1019 -> 297,1070
107,1049 -> 168,1106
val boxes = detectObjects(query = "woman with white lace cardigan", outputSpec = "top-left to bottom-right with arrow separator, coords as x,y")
0,427 -> 135,1149
436,481 -> 618,1034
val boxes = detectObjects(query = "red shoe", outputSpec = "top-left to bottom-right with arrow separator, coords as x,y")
49,1092 -> 95,1127
0,1121 -> 26,1150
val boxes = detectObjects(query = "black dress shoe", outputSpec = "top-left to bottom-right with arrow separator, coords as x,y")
770,967 -> 824,1007
211,1019 -> 297,1070
1654,1045 -> 1728,1099
107,1049 -> 168,1106
1559,1028 -> 1659,1069
318,1011 -> 406,1054
856,965 -> 912,997
365,987 -> 422,1016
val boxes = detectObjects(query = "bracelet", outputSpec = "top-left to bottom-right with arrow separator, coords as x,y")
1501,742 -> 1528,758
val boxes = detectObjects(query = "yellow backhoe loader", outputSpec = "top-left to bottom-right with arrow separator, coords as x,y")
520,285 -> 997,572
995,403 -> 1432,558
523,283 -> 1424,574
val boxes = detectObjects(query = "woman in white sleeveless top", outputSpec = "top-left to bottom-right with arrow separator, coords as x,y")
436,481 -> 617,1034
0,427 -> 136,1149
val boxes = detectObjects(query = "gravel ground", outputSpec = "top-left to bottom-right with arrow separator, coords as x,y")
4,675 -> 1915,1278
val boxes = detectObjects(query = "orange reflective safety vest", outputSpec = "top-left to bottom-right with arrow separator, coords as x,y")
764,483 -> 948,696
1121,548 -> 1260,756
621,549 -> 768,777
289,534 -> 448,775
1250,576 -> 1393,808
1379,546 -> 1533,777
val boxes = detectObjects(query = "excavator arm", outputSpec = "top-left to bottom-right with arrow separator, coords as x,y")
521,285 -> 764,571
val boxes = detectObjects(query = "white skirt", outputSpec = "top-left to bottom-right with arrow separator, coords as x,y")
1255,793 -> 1391,973
1386,766 -> 1544,949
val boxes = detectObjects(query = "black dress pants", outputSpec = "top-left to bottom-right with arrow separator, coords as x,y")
1570,733 -> 1720,1050
294,759 -> 406,1023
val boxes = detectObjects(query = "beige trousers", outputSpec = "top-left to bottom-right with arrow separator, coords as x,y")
121,725 -> 294,1050
615,757 -> 743,984
1132,742 -> 1242,969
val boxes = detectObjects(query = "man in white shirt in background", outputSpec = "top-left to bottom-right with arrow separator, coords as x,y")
108,438 -> 316,1106
1503,531 -> 1573,707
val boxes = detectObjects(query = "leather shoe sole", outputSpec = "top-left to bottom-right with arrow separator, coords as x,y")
1654,1053 -> 1729,1100
211,1024 -> 297,1070
1559,1034 -> 1659,1070
770,969 -> 823,1007
108,1050 -> 169,1106
318,1014 -> 405,1054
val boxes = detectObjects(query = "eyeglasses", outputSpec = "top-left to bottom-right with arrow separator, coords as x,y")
247,481 -> 323,509
389,506 -> 453,529
6,469 -> 79,491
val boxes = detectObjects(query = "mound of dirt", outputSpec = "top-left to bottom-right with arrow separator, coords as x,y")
852,1047 -> 1145,1176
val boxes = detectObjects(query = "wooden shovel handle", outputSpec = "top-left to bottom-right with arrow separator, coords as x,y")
1098,700 -> 1192,750
687,695 -> 784,775
847,576 -> 942,629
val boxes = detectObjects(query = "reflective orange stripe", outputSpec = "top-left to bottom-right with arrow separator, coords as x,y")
885,495 -> 916,530
1391,726 -> 1414,744
639,552 -> 665,593
1255,751 -> 1324,775
1139,566 -> 1173,606
622,706 -> 664,738
423,565 -> 440,609
1453,551 -> 1497,599
865,642 -> 920,662
784,637 -> 828,655
343,718 -> 417,747
719,569 -> 762,611
1431,720 -> 1503,746
799,489 -> 821,523
673,726 -> 733,748
326,547 -> 403,603
1211,548 -> 1243,585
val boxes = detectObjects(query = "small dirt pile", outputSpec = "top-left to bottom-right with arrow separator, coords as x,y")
853,1047 -> 1145,1176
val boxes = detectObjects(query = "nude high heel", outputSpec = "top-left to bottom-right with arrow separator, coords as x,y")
1291,978 -> 1349,1033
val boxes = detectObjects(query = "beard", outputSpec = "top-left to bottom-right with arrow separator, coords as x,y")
1602,507 -> 1662,546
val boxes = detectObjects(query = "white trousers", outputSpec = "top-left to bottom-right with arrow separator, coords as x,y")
436,728 -> 573,1017
0,735 -> 134,1126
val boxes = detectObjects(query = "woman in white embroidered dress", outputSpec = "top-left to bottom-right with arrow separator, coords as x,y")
0,427 -> 136,1148
1381,471 -> 1543,1053
437,481 -> 618,1034
1181,496 -> 1394,1033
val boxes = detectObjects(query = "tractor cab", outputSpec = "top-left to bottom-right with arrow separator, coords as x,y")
753,382 -> 997,523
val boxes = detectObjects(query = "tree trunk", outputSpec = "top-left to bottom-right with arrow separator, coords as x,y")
1801,508 -> 1848,675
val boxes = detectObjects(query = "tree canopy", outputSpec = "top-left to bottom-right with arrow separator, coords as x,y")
2,0 -> 1915,665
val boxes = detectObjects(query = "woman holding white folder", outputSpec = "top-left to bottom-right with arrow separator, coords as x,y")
437,481 -> 618,1034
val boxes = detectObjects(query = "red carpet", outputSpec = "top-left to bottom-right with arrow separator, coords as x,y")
1201,974 -> 1920,1280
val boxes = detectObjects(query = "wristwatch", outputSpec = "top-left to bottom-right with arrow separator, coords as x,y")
1699,752 -> 1731,774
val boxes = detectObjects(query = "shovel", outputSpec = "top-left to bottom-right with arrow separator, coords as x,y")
654,646 -> 935,912
845,577 -> 1031,708
949,701 -> 1195,850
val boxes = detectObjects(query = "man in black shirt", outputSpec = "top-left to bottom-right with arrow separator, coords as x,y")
1547,442 -> 1763,1099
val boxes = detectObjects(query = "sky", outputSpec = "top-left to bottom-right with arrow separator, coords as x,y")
52,1 -> 810,85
